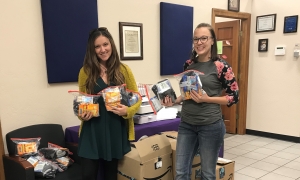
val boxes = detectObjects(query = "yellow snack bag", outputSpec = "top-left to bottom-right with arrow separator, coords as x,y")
101,84 -> 125,111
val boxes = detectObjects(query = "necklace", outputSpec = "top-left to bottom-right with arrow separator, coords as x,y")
100,64 -> 107,73
100,64 -> 107,77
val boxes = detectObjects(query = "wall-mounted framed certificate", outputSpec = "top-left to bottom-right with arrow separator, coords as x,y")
119,22 -> 143,60
256,14 -> 276,33
283,15 -> 298,33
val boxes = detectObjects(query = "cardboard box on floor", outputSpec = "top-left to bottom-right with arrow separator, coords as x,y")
118,134 -> 173,180
214,158 -> 235,180
161,131 -> 201,180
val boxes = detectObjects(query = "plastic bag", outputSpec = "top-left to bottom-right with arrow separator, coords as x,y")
48,142 -> 73,155
11,137 -> 41,156
38,143 -> 74,172
120,88 -> 141,107
68,90 -> 101,117
26,155 -> 60,176
34,160 -> 57,178
174,70 -> 205,100
38,148 -> 69,160
56,156 -> 73,171
152,79 -> 177,103
48,143 -> 73,171
101,84 -> 125,110
137,83 -> 163,114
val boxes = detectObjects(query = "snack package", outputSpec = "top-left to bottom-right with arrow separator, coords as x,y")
56,156 -> 73,171
48,142 -> 73,155
174,70 -> 205,100
11,137 -> 41,157
120,88 -> 142,107
68,90 -> 101,117
152,79 -> 177,103
101,84 -> 125,110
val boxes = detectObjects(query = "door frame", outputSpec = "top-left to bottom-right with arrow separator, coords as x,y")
211,8 -> 251,134
0,119 -> 5,180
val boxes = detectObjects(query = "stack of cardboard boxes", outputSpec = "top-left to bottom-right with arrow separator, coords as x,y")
118,132 -> 234,180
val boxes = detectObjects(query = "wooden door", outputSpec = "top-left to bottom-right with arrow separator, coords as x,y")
0,120 -> 5,180
215,20 -> 240,134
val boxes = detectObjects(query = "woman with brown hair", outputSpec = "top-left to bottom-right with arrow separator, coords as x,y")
163,23 -> 239,180
77,27 -> 141,180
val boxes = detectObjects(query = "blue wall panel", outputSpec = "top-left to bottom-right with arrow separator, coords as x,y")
41,0 -> 98,83
160,2 -> 193,75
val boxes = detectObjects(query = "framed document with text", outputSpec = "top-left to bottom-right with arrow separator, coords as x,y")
256,14 -> 276,33
119,22 -> 143,60
283,15 -> 298,33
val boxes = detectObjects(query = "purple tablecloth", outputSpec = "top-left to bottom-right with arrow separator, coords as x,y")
65,118 -> 182,143
65,118 -> 224,179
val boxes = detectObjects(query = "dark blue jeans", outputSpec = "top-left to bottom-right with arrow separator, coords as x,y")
175,120 -> 225,180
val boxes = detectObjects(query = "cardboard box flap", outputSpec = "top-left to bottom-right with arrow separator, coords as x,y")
217,157 -> 234,165
132,134 -> 171,163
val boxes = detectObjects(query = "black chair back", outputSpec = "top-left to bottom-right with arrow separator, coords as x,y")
6,124 -> 65,155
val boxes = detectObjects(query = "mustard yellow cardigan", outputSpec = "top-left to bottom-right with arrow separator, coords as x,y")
78,64 -> 141,141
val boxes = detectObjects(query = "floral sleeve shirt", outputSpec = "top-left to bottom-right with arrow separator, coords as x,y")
183,58 -> 239,107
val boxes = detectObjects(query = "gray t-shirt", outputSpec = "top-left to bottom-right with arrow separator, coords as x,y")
181,60 -> 223,125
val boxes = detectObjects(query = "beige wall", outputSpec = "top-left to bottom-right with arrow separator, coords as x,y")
247,0 -> 300,137
0,0 -> 253,152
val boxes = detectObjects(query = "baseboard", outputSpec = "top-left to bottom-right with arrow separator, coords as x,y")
246,129 -> 300,143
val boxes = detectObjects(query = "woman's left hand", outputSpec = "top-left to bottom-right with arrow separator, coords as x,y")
190,90 -> 210,103
108,104 -> 128,116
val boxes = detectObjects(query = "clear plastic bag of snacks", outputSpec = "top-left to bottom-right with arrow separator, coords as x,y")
120,88 -> 142,107
11,137 -> 41,157
101,84 -> 125,110
174,70 -> 205,100
152,79 -> 177,103
48,142 -> 73,155
68,91 -> 101,117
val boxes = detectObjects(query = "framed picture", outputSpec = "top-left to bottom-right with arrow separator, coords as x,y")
283,15 -> 298,33
227,0 -> 240,12
119,22 -> 143,60
258,39 -> 268,52
256,14 -> 277,33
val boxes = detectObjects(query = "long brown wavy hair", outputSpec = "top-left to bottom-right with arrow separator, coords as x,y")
83,28 -> 125,94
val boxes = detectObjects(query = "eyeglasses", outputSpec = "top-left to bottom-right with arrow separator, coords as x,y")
89,27 -> 108,35
193,36 -> 212,44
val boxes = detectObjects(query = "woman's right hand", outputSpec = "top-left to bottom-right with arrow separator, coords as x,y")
79,112 -> 93,121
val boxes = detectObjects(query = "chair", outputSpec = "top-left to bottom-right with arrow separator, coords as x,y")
2,124 -> 82,180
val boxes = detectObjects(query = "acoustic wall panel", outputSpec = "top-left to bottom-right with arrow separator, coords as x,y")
160,2 -> 193,75
41,0 -> 98,83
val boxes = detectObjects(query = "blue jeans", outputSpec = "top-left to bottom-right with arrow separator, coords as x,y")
175,120 -> 225,180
